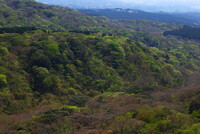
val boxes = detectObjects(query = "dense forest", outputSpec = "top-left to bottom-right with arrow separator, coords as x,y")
0,0 -> 200,134
164,25 -> 200,40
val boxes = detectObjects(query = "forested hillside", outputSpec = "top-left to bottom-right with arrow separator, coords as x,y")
0,0 -> 199,134
164,25 -> 200,40
0,0 -> 101,31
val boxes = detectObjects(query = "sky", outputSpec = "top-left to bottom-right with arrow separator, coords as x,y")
36,0 -> 200,12
120,0 -> 200,11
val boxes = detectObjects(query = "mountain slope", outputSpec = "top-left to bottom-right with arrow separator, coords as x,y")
0,0 -> 199,111
0,0 -> 199,134
0,0 -> 99,31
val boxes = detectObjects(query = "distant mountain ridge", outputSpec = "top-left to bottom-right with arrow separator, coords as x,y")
36,0 -> 200,12
35,0 -> 200,27
79,8 -> 200,27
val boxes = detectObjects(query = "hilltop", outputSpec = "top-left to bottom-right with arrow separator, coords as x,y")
0,0 -> 100,31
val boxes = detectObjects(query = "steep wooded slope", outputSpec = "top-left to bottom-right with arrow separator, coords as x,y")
0,0 -> 199,134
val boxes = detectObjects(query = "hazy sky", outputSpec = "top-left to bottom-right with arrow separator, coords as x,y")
36,0 -> 200,12
119,0 -> 200,11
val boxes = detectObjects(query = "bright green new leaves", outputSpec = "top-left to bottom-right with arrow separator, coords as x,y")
43,75 -> 62,93
46,42 -> 60,55
0,74 -> 7,89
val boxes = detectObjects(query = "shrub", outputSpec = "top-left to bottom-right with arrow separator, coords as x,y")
30,51 -> 51,69
0,46 -> 9,56
0,74 -> 7,89
69,96 -> 88,107
190,110 -> 200,120
42,75 -> 62,93
111,119 -> 145,134
34,105 -> 80,124
67,88 -> 78,96
61,105 -> 80,112
189,96 -> 200,114
135,106 -> 155,123
156,120 -> 171,132
175,123 -> 200,134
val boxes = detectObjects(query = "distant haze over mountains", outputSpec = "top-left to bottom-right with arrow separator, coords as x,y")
36,0 -> 125,9
78,9 -> 200,27
36,0 -> 200,12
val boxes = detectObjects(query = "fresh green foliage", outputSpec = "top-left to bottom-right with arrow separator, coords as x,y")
0,0 -> 199,134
